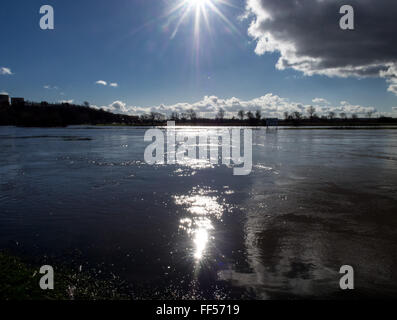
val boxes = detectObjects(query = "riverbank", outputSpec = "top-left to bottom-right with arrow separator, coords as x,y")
0,251 -> 131,300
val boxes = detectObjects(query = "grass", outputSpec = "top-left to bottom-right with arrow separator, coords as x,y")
0,252 -> 67,300
0,252 -> 132,300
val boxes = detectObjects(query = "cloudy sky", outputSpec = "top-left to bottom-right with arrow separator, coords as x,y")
1,0 -> 396,118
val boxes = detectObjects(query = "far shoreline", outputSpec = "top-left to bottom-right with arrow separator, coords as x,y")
2,100 -> 397,128
2,124 -> 397,130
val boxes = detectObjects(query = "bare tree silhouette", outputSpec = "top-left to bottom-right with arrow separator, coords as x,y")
307,106 -> 316,119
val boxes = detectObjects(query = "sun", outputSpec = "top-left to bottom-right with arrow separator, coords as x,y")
167,0 -> 238,41
188,0 -> 211,7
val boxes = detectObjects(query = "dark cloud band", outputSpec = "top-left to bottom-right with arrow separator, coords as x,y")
245,0 -> 397,94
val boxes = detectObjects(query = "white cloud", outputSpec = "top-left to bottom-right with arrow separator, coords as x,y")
59,99 -> 74,104
312,98 -> 330,105
95,80 -> 119,87
107,100 -> 128,113
0,91 -> 8,95
388,84 -> 397,95
44,85 -> 58,90
91,93 -> 378,118
0,67 -> 12,75
380,64 -> 397,95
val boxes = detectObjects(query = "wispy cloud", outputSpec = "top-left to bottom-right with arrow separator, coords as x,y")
44,85 -> 59,90
0,67 -> 12,75
95,80 -> 119,88
312,98 -> 330,105
95,80 -> 118,87
95,80 -> 107,86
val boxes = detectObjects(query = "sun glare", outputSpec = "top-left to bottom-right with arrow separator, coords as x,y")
167,0 -> 238,41
189,0 -> 210,7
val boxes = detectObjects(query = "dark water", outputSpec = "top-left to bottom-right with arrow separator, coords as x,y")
1,126 -> 397,299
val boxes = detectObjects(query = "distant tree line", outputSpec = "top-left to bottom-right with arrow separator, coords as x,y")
139,107 -> 396,126
0,101 -> 396,127
0,101 -> 139,127
279,106 -> 396,126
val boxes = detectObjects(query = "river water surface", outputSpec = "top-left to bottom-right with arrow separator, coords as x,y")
1,126 -> 397,299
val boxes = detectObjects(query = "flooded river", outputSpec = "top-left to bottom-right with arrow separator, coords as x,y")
1,126 -> 397,299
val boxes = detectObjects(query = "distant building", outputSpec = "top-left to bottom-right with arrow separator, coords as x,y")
0,94 -> 10,107
11,97 -> 24,106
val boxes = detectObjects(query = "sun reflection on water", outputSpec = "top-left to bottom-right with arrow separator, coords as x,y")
193,228 -> 209,260
174,187 -> 230,261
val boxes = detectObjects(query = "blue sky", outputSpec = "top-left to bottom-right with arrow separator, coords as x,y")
1,0 -> 396,117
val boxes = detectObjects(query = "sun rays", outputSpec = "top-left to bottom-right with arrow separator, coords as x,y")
167,0 -> 239,40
